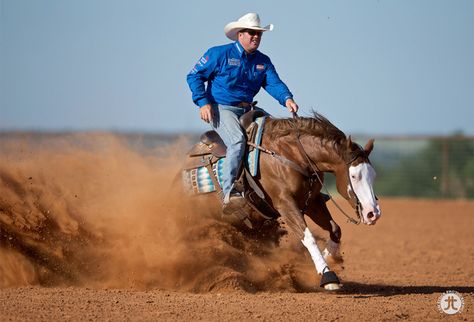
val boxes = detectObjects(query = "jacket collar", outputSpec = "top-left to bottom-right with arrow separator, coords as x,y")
234,41 -> 257,58
234,41 -> 244,56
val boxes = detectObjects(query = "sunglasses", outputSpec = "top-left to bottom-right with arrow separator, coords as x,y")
241,29 -> 263,37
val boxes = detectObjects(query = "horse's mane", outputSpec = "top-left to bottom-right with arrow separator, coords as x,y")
266,112 -> 346,142
264,112 -> 356,158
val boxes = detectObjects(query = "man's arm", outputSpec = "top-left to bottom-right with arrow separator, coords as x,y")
285,98 -> 299,113
186,49 -> 218,109
199,104 -> 213,123
263,62 -> 298,113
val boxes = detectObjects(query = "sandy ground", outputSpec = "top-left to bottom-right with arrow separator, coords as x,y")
1,198 -> 473,321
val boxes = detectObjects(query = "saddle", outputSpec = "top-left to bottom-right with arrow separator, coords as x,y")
183,108 -> 279,226
187,109 -> 266,160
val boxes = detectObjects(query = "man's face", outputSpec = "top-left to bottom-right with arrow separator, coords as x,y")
238,29 -> 262,53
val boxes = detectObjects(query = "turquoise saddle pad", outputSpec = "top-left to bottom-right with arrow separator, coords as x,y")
183,116 -> 266,194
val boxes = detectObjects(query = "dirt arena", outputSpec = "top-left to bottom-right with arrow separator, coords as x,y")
0,135 -> 473,321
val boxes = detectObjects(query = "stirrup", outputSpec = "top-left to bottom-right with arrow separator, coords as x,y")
222,192 -> 246,216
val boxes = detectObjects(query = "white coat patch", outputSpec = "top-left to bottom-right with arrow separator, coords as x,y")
228,58 -> 241,66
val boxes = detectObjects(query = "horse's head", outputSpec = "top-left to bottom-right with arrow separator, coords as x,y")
335,137 -> 381,225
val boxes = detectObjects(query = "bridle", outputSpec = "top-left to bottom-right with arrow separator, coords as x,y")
290,112 -> 363,225
246,113 -> 365,224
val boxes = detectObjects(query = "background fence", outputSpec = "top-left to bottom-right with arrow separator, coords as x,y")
118,132 -> 474,199
325,135 -> 474,199
2,132 -> 473,199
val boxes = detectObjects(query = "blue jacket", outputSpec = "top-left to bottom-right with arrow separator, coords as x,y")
187,41 -> 293,108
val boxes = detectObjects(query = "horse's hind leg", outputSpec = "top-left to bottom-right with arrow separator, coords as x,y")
305,194 -> 343,264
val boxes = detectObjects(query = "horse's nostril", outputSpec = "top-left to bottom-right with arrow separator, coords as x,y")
367,212 -> 374,219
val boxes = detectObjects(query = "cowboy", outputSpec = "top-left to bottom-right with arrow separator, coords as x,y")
187,13 -> 298,215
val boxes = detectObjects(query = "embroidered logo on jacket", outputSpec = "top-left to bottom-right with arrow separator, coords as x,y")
198,55 -> 209,67
228,58 -> 241,66
190,55 -> 209,74
256,64 -> 265,70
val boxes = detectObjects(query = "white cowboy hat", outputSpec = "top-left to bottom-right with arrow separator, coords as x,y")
224,13 -> 274,41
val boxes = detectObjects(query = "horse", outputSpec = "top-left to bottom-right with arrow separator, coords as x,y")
182,112 -> 381,291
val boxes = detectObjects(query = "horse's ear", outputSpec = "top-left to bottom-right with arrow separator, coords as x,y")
346,135 -> 353,149
364,139 -> 375,155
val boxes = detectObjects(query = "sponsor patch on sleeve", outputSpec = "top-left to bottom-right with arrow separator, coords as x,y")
197,55 -> 209,67
190,55 -> 210,74
201,55 -> 209,64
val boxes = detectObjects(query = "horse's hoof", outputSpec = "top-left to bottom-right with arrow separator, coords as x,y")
320,270 -> 340,289
323,282 -> 341,291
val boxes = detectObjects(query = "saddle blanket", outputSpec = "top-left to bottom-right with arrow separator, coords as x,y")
183,116 -> 266,194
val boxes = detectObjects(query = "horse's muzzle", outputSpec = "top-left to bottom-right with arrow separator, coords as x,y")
363,206 -> 381,225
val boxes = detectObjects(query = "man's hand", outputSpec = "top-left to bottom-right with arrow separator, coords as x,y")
285,98 -> 299,114
199,104 -> 213,123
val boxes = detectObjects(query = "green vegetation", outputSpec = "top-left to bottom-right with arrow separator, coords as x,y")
322,136 -> 474,199
373,137 -> 474,199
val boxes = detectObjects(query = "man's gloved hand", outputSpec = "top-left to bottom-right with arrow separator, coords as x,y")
285,98 -> 299,114
200,104 -> 213,123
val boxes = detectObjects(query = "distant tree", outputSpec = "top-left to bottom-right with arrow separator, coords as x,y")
374,137 -> 474,199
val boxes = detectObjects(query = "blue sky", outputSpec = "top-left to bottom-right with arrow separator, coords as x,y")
1,0 -> 473,135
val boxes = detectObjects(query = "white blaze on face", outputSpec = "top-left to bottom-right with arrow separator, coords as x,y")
348,163 -> 381,225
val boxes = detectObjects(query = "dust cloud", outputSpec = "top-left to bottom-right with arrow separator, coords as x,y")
0,133 -> 318,292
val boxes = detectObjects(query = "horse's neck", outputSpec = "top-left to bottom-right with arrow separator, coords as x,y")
303,137 -> 347,173
265,134 -> 346,173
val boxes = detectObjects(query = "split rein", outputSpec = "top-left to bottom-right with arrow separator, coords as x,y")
290,112 -> 362,225
247,113 -> 362,225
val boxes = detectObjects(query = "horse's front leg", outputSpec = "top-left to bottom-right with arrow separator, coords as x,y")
305,194 -> 343,264
274,194 -> 341,290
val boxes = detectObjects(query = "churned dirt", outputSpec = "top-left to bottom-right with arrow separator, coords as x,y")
0,134 -> 473,321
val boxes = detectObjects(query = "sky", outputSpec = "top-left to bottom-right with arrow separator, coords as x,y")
1,0 -> 473,135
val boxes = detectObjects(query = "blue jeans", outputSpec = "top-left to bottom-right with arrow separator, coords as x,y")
211,104 -> 266,202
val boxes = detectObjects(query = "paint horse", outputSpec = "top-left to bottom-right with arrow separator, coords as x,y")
183,112 -> 381,290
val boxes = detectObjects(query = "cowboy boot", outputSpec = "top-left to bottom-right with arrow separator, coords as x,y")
222,189 -> 247,216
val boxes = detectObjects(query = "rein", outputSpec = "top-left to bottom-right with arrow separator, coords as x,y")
290,112 -> 362,225
246,141 -> 311,177
246,113 -> 363,224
